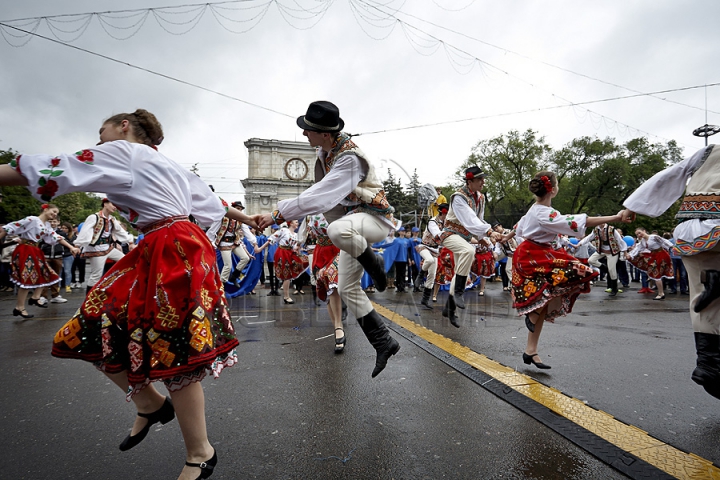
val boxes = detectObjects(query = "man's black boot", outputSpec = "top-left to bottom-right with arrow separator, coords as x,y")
356,246 -> 387,292
441,295 -> 460,328
357,309 -> 400,377
694,270 -> 720,313
453,275 -> 468,309
608,278 -> 618,296
420,288 -> 433,309
413,272 -> 424,292
691,332 -> 720,400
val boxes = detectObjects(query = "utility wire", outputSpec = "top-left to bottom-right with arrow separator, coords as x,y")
354,83 -> 720,136
0,22 -> 294,119
365,0 -> 719,115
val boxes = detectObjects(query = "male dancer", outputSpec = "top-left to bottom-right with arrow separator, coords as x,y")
256,101 -> 400,377
580,223 -> 627,296
623,144 -> 720,400
75,199 -> 132,294
439,166 -> 500,327
417,203 -> 448,309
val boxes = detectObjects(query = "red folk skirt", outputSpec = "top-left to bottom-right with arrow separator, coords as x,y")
434,247 -> 455,286
511,240 -> 597,322
474,250 -> 496,279
51,218 -> 238,399
11,242 -> 61,288
313,243 -> 340,302
274,246 -> 309,281
628,249 -> 674,281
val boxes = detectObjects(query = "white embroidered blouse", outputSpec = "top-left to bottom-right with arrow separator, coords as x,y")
12,141 -> 225,238
3,216 -> 62,244
514,204 -> 587,245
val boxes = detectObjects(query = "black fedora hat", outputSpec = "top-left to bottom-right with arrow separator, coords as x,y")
297,101 -> 345,133
464,165 -> 486,180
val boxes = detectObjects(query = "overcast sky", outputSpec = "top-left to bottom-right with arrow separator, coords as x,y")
1,0 -> 718,202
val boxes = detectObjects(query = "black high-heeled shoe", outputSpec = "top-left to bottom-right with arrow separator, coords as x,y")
525,315 -> 536,333
334,328 -> 346,353
523,352 -> 551,369
28,297 -> 49,308
13,308 -> 34,319
283,297 -> 294,304
186,449 -> 217,480
119,397 -> 175,451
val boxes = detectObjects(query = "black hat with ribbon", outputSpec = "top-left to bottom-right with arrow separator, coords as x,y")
464,165 -> 486,180
297,101 -> 345,133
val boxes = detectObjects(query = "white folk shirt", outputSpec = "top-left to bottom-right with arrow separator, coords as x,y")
13,140 -> 225,240
276,153 -> 395,230
628,235 -> 673,259
451,195 -> 491,238
514,204 -> 588,245
266,227 -> 298,249
75,212 -> 132,255
3,216 -> 62,244
577,229 -> 627,252
623,147 -> 719,246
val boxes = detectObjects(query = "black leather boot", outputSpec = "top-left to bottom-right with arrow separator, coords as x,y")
694,270 -> 720,313
228,268 -> 240,286
441,295 -> 460,328
357,309 -> 400,377
420,287 -> 433,309
453,274 -> 468,309
691,332 -> 720,400
341,301 -> 348,322
86,286 -> 92,296
356,246 -> 387,292
608,278 -> 618,296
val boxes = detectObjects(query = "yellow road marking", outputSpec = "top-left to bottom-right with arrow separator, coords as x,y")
373,302 -> 720,480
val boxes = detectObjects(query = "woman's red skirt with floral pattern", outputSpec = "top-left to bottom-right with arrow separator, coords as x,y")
474,251 -> 496,278
511,240 -> 597,321
51,221 -> 238,398
629,249 -> 674,280
11,243 -> 60,288
274,247 -> 309,281
434,247 -> 455,286
313,244 -> 340,302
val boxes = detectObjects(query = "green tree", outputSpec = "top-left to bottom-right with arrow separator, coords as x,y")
459,129 -> 551,226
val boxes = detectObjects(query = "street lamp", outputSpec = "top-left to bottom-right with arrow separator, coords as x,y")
693,124 -> 720,146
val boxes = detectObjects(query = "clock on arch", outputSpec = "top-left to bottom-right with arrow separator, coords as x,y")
284,158 -> 308,180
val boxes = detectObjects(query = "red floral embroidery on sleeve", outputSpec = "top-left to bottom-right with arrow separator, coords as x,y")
548,211 -> 558,221
51,157 -> 61,167
75,150 -> 94,164
37,179 -> 59,201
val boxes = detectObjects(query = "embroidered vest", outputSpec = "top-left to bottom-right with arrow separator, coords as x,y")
440,187 -> 484,242
90,214 -> 113,246
421,216 -> 445,247
314,134 -> 397,225
591,225 -> 620,255
677,145 -> 720,220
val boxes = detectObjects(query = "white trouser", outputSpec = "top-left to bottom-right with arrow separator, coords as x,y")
220,245 -> 250,283
589,251 -> 618,280
419,248 -> 437,289
442,234 -> 475,296
683,245 -> 720,334
86,248 -> 125,287
327,213 -> 390,318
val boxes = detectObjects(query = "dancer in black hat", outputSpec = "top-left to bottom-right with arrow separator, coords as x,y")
255,101 -> 401,377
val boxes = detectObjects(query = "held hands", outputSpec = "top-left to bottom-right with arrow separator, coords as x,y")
618,209 -> 636,223
489,231 -> 503,242
254,213 -> 275,230
69,246 -> 81,256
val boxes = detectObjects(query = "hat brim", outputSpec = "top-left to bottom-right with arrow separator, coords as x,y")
296,116 -> 344,133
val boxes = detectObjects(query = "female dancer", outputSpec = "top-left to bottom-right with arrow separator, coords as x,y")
511,171 -> 626,369
627,227 -> 674,300
299,214 -> 345,352
0,203 -> 79,318
257,219 -> 308,304
0,109 -> 255,479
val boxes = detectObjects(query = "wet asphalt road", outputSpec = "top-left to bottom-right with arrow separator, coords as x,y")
0,279 -> 717,479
